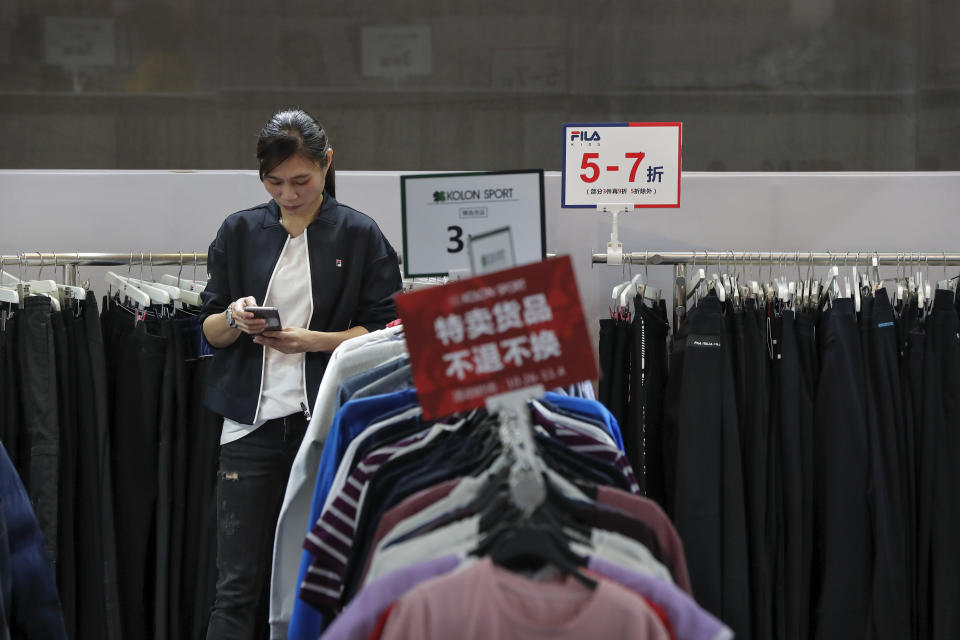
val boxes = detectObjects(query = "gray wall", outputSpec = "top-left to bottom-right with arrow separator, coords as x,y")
1,1 -> 958,171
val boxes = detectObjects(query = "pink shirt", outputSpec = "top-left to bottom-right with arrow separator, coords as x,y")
378,558 -> 671,640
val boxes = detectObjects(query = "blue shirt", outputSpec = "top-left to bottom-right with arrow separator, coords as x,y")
289,389 -> 418,640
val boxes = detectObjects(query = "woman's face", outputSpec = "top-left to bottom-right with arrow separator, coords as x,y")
262,150 -> 331,218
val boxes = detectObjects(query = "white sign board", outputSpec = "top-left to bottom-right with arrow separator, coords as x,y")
401,171 -> 545,277
45,17 -> 115,67
361,26 -> 432,78
561,122 -> 682,208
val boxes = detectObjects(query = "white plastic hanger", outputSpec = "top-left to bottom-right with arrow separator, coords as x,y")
159,274 -> 206,293
0,286 -> 17,304
105,272 -> 152,307
711,273 -> 726,302
129,277 -> 180,301
686,268 -> 706,301
618,272 -> 647,308
852,264 -> 861,312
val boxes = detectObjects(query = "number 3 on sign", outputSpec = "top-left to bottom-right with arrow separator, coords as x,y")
447,225 -> 464,253
580,152 -> 646,183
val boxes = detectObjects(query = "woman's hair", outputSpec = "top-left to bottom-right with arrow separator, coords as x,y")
256,109 -> 335,197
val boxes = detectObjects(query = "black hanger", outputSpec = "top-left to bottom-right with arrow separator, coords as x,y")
479,519 -> 597,590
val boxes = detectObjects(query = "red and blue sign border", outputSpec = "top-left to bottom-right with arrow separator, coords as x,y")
561,121 -> 682,209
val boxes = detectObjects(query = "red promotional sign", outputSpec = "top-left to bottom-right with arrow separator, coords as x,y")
394,256 -> 599,420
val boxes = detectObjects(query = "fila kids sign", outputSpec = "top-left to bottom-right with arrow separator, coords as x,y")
562,122 -> 682,208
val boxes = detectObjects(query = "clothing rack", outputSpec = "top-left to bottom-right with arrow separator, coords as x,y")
0,252 -> 208,286
593,251 -> 960,332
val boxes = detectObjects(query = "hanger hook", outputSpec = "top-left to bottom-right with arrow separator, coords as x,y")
178,251 -> 184,284
128,251 -> 134,276
37,251 -> 44,280
150,251 -> 156,281
944,252 -> 948,283
140,251 -> 145,280
644,251 -> 649,279
194,251 -> 199,282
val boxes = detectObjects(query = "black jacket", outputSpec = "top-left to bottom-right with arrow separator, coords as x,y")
199,193 -> 402,423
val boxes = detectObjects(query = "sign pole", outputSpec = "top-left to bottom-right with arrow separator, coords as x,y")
599,203 -> 632,266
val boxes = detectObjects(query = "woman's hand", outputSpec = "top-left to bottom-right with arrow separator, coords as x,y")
231,296 -> 268,335
253,327 -> 321,354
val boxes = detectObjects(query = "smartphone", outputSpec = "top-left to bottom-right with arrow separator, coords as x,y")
244,306 -> 282,332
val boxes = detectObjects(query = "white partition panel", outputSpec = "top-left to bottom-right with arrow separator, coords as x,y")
2,170 -> 959,352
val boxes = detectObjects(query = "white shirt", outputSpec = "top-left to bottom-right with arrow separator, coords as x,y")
221,231 -> 312,446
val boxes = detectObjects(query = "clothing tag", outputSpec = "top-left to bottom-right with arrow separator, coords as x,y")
336,259 -> 342,268
685,333 -> 721,350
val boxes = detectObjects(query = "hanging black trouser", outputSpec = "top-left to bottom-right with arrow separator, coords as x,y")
148,318 -> 173,640
104,306 -> 167,640
206,414 -> 307,640
663,296 -> 751,639
628,301 -> 669,503
166,318 -> 190,640
610,319 -> 631,430
51,311 -> 76,640
919,290 -> 960,639
65,302 -> 111,640
0,321 -> 21,473
811,298 -> 871,639
732,301 -> 774,640
181,355 -> 220,640
14,297 -> 59,569
598,318 -> 617,409
861,291 -> 911,639
794,310 -> 818,640
83,294 -> 124,640
773,310 -> 805,640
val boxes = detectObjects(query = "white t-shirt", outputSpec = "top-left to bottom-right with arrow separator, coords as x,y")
221,231 -> 312,445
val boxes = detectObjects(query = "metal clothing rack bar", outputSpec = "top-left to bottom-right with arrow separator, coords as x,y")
0,252 -> 208,286
592,251 -> 960,267
593,251 -> 960,332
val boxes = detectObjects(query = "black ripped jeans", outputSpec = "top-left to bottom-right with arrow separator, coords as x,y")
206,414 -> 307,640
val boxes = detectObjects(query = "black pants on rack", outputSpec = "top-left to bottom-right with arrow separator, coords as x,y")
732,301 -> 774,640
811,298 -> 871,639
861,291 -> 911,640
84,293 -> 124,640
919,290 -> 960,639
65,300 -> 116,640
104,306 -> 167,640
51,311 -> 76,640
773,310 -> 805,640
206,414 -> 307,640
181,355 -> 220,640
663,295 -> 751,640
598,318 -> 617,409
627,300 -> 669,503
0,325 -> 20,480
166,318 -> 190,640
15,296 -> 60,568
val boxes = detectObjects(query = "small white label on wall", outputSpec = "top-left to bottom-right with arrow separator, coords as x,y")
45,17 -> 115,67
361,26 -> 432,79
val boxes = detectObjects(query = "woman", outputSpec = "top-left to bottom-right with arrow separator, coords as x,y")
199,109 -> 402,639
